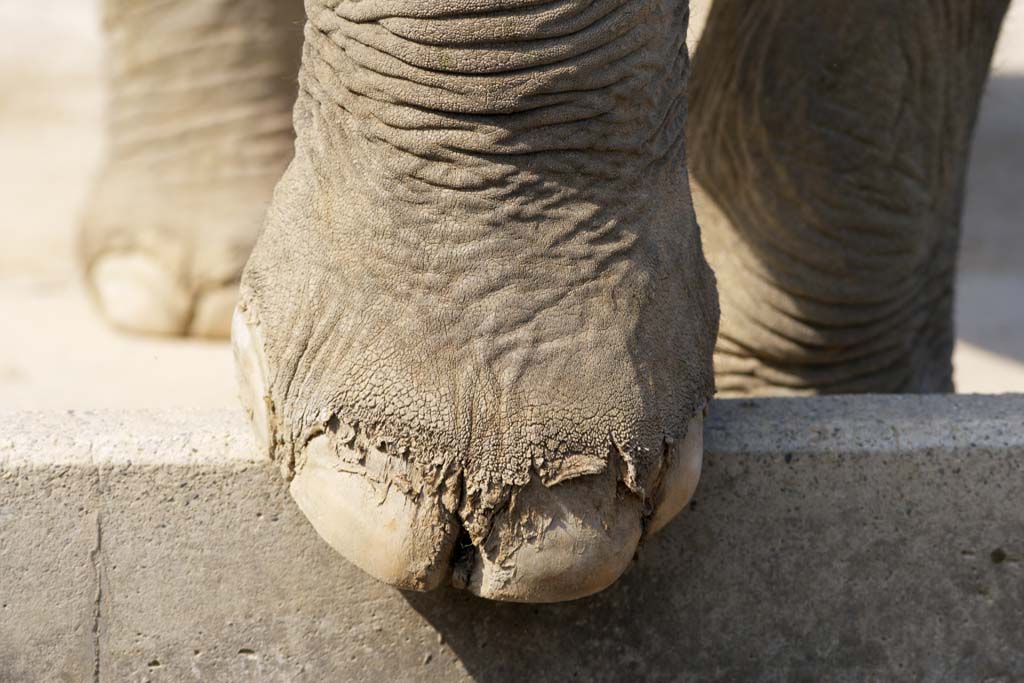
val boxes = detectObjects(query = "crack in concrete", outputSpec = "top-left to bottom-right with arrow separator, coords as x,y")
89,511 -> 104,683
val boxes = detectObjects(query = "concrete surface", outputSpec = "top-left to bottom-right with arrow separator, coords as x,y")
0,1 -> 1022,411
2,396 -> 1023,682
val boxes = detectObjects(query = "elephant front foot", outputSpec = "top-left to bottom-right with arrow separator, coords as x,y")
80,177 -> 285,338
232,299 -> 707,603
229,0 -> 718,603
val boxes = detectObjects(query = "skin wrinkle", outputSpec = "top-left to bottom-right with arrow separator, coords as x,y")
713,225 -> 960,375
691,0 -> 1009,394
705,220 -> 912,319
717,351 -> 915,396
724,221 -> 933,308
241,0 -> 716,579
716,283 -> 944,363
299,30 -> 663,165
377,0 -> 628,46
327,0 -> 589,23
309,35 -> 650,134
716,300 -> 924,371
322,4 -> 646,77
307,3 -> 660,111
707,248 -> 891,374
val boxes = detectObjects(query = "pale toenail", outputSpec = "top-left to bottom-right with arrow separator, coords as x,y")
468,468 -> 644,603
646,411 -> 704,536
289,433 -> 460,591
90,255 -> 191,335
231,305 -> 272,458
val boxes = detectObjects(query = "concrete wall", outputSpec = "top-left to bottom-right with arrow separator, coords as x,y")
1,396 -> 1023,682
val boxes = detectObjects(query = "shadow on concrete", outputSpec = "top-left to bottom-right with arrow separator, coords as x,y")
402,573 -> 694,682
400,518 -> 776,682
399,471 -> 886,682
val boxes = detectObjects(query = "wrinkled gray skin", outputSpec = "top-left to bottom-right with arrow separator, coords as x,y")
692,1 -> 1010,395
81,0 -> 1009,601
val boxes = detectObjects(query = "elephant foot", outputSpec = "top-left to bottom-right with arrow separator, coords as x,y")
79,0 -> 303,338
230,0 -> 718,603
230,148 -> 715,602
233,302 -> 705,601
80,177 -> 286,338
90,254 -> 238,338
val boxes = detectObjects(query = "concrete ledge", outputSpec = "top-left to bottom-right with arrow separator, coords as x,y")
2,396 -> 1023,681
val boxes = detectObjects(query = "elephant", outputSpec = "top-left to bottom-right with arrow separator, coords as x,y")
78,0 -> 1010,602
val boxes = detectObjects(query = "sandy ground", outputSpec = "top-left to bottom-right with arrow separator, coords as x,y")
1,1 -> 1022,410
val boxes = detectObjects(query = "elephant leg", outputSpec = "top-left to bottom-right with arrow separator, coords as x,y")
80,0 -> 304,337
690,0 -> 1010,395
232,0 -> 719,602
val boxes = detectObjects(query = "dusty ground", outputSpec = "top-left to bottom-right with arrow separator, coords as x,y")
1,1 -> 1022,410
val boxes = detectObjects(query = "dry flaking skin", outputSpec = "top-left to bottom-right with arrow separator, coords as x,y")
79,0 -> 304,338
233,0 -> 719,603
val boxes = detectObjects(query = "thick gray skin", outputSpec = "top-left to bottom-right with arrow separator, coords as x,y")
690,0 -> 1011,395
233,0 -> 718,602
80,0 -> 304,337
